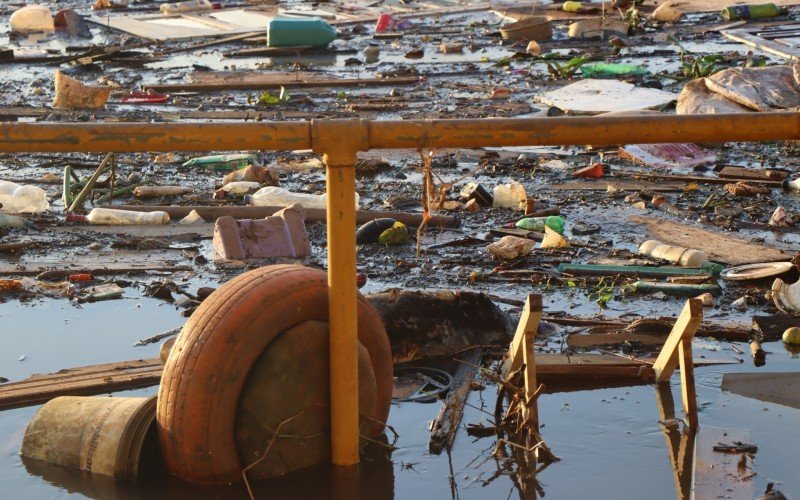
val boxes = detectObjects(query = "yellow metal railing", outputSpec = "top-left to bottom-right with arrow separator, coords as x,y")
2,112 -> 799,468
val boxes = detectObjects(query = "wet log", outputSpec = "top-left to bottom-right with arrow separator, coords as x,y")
98,204 -> 459,228
367,290 -> 516,363
0,358 -> 162,411
428,348 -> 482,455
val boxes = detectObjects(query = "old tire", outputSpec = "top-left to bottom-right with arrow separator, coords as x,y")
156,264 -> 392,485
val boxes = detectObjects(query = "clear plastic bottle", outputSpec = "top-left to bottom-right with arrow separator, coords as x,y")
66,208 -> 170,225
0,212 -> 33,228
244,186 -> 359,209
493,181 -> 526,208
0,180 -> 50,213
516,216 -> 565,234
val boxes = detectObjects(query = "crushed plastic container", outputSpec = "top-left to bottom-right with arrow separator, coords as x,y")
221,181 -> 262,195
266,17 -> 337,48
0,180 -> 50,213
66,208 -> 169,225
10,5 -> 54,32
492,181 -> 526,208
245,186 -> 359,209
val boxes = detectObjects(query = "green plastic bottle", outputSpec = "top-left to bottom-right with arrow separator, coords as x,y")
515,216 -> 565,234
720,3 -> 788,20
267,17 -> 337,48
581,63 -> 649,79
182,153 -> 257,172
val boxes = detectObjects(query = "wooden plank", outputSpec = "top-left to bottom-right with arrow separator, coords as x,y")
557,263 -> 713,279
653,299 -> 704,382
630,215 -> 792,265
718,165 -> 788,181
692,427 -> 755,500
721,372 -> 800,409
0,358 -> 162,411
428,348 -> 481,454
722,28 -> 800,61
678,339 -> 698,429
508,294 -> 542,375
551,180 -> 684,192
144,76 -> 420,93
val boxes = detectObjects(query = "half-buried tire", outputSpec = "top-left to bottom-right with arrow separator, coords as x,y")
156,264 -> 393,485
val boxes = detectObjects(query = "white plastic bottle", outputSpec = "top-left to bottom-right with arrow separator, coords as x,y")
66,208 -> 170,225
160,0 -> 214,15
244,186 -> 360,209
639,239 -> 707,267
0,180 -> 50,213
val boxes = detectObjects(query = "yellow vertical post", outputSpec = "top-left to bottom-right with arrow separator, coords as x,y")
314,119 -> 369,469
326,154 -> 359,466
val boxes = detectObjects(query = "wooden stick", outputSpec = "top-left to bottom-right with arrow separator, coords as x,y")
508,294 -> 543,375
144,76 -> 420,93
750,340 -> 766,367
428,348 -> 482,454
653,299 -> 704,382
68,152 -> 112,212
678,338 -> 698,429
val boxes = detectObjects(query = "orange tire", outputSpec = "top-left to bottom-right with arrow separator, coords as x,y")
156,264 -> 392,485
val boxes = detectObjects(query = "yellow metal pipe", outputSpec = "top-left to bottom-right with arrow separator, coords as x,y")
0,122 -> 311,153
325,155 -> 360,467
367,113 -> 800,149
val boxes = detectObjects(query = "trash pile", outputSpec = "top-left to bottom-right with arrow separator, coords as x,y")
1,0 -> 800,498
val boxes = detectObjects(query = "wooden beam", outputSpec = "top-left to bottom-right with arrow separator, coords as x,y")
508,294 -> 543,377
678,338 -> 698,429
0,358 -> 162,411
653,299 -> 704,382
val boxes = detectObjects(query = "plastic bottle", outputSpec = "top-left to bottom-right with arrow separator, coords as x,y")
267,17 -> 337,48
244,186 -> 359,209
783,177 -> 800,193
0,212 -> 34,228
9,5 -> 54,32
516,216 -> 565,234
66,208 -> 170,225
639,239 -> 708,267
720,3 -> 788,20
221,181 -> 262,195
0,181 -> 50,213
581,63 -> 649,78
182,153 -> 257,172
375,14 -> 394,32
159,0 -> 215,15
493,181 -> 527,208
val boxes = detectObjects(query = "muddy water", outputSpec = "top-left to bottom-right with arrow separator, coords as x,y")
1,285 -> 799,499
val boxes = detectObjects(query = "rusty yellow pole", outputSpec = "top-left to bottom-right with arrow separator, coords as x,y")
313,119 -> 369,467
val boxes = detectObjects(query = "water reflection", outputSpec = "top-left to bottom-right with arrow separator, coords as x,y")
23,438 -> 395,499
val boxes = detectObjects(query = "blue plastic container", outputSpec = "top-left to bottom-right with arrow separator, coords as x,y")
266,17 -> 337,48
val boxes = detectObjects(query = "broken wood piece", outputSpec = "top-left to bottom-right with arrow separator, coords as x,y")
721,372 -> 800,409
749,340 -> 766,366
428,348 -> 482,455
558,263 -> 713,279
97,204 -> 460,228
718,165 -> 788,182
693,427 -> 755,500
0,358 -> 162,411
508,294 -> 543,377
653,299 -> 704,382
